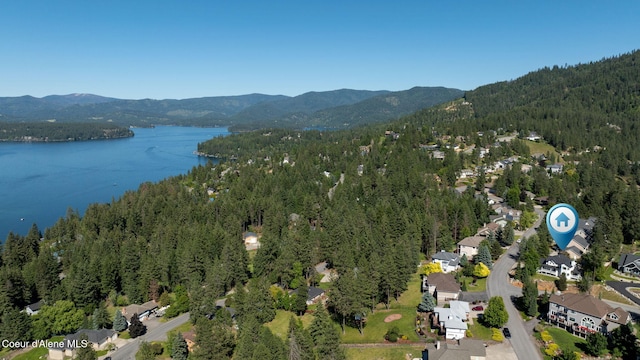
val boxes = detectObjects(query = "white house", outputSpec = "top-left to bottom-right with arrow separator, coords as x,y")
538,254 -> 581,280
431,251 -> 460,273
433,301 -> 470,340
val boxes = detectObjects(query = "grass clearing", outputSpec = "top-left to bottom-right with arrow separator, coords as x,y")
344,345 -> 425,360
461,276 -> 487,292
468,320 -> 494,341
546,327 -> 586,354
265,309 -> 316,340
524,140 -> 562,161
341,307 -> 419,344
12,336 -> 64,360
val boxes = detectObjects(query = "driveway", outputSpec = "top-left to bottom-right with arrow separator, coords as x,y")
107,312 -> 190,360
606,281 -> 640,307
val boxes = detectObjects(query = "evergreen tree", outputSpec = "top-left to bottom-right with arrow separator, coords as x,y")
113,309 -> 128,332
0,308 -> 32,345
171,332 -> 189,360
286,317 -> 315,360
417,291 -> 436,313
292,282 -> 308,316
555,273 -> 567,291
92,302 -> 111,329
129,314 -> 147,338
192,317 -> 235,360
521,274 -> 538,317
308,306 -> 345,360
584,332 -> 608,356
475,243 -> 493,269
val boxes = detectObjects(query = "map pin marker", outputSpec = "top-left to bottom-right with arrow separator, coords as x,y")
546,203 -> 579,250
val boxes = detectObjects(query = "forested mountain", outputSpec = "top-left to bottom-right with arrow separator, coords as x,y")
1,50 -> 639,358
0,87 -> 463,130
227,86 -> 465,130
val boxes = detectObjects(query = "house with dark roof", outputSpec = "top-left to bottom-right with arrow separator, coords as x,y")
423,273 -> 461,304
548,292 -> 629,338
431,251 -> 460,273
25,299 -> 44,316
564,217 -> 595,259
293,286 -> 326,305
423,338 -> 486,360
618,254 -> 640,276
538,254 -> 581,280
48,329 -> 117,360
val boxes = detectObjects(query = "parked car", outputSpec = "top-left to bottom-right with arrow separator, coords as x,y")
472,305 -> 484,311
503,327 -> 511,338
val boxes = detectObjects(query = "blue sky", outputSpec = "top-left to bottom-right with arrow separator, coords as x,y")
1,1 -> 638,99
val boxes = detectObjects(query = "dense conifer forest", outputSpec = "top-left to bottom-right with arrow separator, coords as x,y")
1,50 -> 639,358
0,122 -> 133,141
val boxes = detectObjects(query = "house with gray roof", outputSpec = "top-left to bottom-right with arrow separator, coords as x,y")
538,254 -> 581,280
548,292 -> 629,338
431,251 -> 460,273
457,236 -> 484,260
619,253 -> 640,276
423,339 -> 486,360
48,329 -> 117,360
433,301 -> 470,340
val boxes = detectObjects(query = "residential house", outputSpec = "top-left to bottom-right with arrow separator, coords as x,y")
618,254 -> 640,276
182,331 -> 196,352
122,300 -> 158,322
476,222 -> 501,237
548,292 -> 630,338
49,329 -> 117,360
431,151 -> 446,160
423,339 -> 486,360
459,169 -> 475,179
538,254 -> 581,280
526,132 -> 542,141
564,217 -> 595,259
546,164 -> 564,174
433,301 -> 470,340
457,236 -> 484,260
25,300 -> 44,316
431,251 -> 460,273
293,286 -> 326,305
243,231 -> 260,250
423,272 -> 461,304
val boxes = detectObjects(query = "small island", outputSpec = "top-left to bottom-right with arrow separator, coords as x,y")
0,122 -> 134,142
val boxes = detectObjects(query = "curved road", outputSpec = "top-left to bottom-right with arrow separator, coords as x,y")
109,312 -> 190,360
486,208 -> 544,360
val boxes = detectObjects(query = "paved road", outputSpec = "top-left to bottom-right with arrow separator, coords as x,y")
486,208 -> 544,360
606,281 -> 640,307
109,312 -> 190,360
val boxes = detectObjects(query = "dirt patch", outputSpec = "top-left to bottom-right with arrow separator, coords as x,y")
384,314 -> 402,323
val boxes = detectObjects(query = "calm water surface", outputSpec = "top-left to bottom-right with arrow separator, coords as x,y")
0,126 -> 228,237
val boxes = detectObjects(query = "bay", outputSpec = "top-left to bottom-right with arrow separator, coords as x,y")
0,126 -> 228,238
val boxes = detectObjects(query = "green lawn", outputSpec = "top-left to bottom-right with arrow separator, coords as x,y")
524,140 -> 562,161
468,320 -> 494,341
546,327 -> 586,354
341,307 -> 420,344
12,336 -> 64,360
342,273 -> 423,344
265,309 -> 316,340
344,345 -> 425,360
462,277 -> 486,292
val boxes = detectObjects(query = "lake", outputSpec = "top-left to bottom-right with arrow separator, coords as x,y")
0,126 -> 229,238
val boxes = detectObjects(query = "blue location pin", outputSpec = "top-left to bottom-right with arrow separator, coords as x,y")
546,203 -> 579,250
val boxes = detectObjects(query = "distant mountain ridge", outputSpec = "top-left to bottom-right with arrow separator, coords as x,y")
0,87 -> 464,129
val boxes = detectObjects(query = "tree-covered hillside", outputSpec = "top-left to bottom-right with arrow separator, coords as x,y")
1,50 -> 640,358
